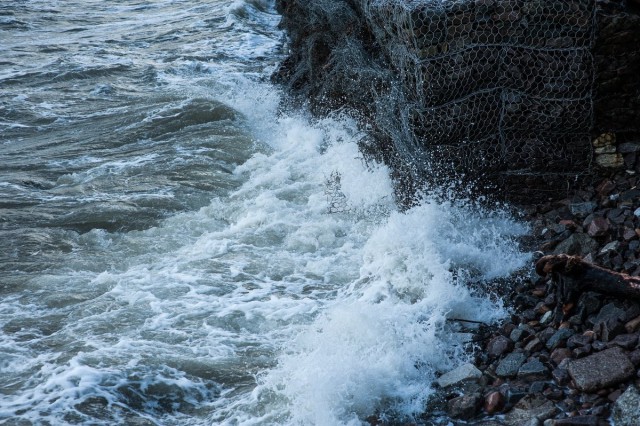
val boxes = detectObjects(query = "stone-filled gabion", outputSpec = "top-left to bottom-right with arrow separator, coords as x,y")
364,0 -> 596,195
275,0 -> 606,202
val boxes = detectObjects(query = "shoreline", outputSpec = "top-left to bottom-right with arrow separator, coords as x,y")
404,170 -> 640,425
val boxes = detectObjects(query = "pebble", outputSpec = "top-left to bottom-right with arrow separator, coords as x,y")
606,333 -> 639,350
484,391 -> 505,414
567,333 -> 593,349
487,335 -> 513,358
504,395 -> 557,425
540,310 -> 554,324
570,202 -> 597,216
496,352 -> 528,378
624,314 -> 640,332
436,363 -> 483,388
524,337 -> 544,353
510,326 -> 532,343
550,348 -> 572,365
518,358 -> 548,378
447,393 -> 482,420
587,217 -> 610,237
546,329 -> 575,350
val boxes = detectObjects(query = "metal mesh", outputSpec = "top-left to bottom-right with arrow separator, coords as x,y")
363,0 -> 596,190
275,0 -> 599,201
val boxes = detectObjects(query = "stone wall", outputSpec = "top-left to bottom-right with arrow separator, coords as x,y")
274,0 -> 640,203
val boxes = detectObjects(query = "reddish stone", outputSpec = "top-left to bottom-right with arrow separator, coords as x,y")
596,180 -> 616,197
559,219 -> 580,231
587,217 -> 610,237
447,394 -> 482,420
625,315 -> 640,333
484,391 -> 505,415
487,335 -> 513,358
551,348 -> 572,365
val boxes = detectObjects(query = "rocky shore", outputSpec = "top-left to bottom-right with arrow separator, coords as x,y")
384,170 -> 640,426
272,1 -> 640,424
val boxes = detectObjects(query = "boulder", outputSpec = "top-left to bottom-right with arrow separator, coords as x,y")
611,385 -> 640,426
567,347 -> 635,392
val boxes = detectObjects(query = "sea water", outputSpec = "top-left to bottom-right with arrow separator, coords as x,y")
0,1 -> 530,424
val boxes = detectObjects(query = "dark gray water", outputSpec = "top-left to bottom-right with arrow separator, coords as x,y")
0,1 -> 530,425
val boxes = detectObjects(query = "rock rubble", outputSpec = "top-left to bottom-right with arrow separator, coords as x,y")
427,173 -> 640,425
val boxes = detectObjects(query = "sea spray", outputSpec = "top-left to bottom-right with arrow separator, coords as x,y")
1,1 -> 531,424
202,83 -> 531,424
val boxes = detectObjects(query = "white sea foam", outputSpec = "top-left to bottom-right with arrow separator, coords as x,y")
0,1 -> 531,424
190,82 -> 530,424
0,80 -> 529,424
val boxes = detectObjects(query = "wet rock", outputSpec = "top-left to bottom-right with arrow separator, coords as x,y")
607,389 -> 622,402
524,337 -> 544,353
529,381 -> 546,394
496,352 -> 528,378
550,348 -> 572,366
567,333 -> 593,349
484,391 -> 505,415
600,240 -> 621,255
606,333 -> 639,350
572,345 -> 592,358
596,153 -> 624,168
623,227 -> 637,241
579,293 -> 602,317
436,363 -> 482,389
611,385 -> 640,426
592,303 -> 626,341
587,217 -> 610,237
552,415 -> 600,425
552,233 -> 599,256
570,202 -> 597,217
624,341 -> 640,363
596,179 -> 616,197
504,395 -> 557,426
540,311 -> 554,325
567,347 -> 635,392
518,358 -> 549,379
621,189 -> 640,202
624,314 -> 640,332
447,393 -> 482,420
546,329 -> 575,350
522,309 -> 537,322
538,327 -> 558,344
510,325 -> 534,343
487,335 -> 514,358
619,143 -> 640,154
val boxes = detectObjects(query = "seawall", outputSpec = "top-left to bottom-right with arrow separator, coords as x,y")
273,0 -> 640,203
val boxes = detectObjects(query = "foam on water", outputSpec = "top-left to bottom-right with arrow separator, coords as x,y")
191,82 -> 530,424
1,77 -> 530,424
1,1 -> 532,424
